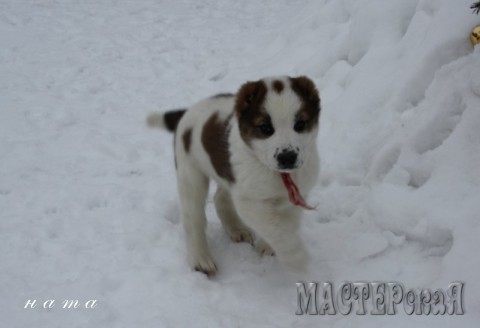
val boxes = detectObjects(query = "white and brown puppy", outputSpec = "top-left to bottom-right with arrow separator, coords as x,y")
147,76 -> 320,275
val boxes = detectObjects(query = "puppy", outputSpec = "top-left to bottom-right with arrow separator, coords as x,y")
147,76 -> 320,275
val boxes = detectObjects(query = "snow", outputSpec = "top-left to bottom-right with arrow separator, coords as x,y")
1,0 -> 479,327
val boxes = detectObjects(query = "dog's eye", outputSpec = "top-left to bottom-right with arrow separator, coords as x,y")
258,123 -> 275,136
294,120 -> 306,132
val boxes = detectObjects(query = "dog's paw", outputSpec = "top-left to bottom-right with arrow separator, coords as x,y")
229,229 -> 254,244
255,238 -> 275,256
192,255 -> 217,277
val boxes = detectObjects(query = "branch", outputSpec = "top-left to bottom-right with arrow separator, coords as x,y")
472,1 -> 480,14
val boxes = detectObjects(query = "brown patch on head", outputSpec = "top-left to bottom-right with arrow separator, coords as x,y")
201,113 -> 235,184
272,80 -> 284,94
234,80 -> 271,146
289,76 -> 321,132
182,128 -> 193,153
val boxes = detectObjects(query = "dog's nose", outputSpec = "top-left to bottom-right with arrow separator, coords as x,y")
277,150 -> 298,169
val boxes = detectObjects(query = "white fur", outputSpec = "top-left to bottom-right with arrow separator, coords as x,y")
146,112 -> 167,129
151,76 -> 319,274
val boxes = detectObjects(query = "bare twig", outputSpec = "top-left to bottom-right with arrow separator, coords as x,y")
471,1 -> 480,14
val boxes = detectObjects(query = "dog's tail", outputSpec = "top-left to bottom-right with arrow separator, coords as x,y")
146,109 -> 187,132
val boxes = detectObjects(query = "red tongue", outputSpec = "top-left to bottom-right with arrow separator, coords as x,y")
280,173 -> 315,210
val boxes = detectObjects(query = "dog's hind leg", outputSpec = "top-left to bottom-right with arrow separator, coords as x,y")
214,187 -> 254,244
177,164 -> 217,276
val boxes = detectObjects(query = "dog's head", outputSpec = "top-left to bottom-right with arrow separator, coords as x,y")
234,76 -> 320,172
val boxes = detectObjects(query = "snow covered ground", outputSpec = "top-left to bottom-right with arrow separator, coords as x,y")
1,0 -> 480,327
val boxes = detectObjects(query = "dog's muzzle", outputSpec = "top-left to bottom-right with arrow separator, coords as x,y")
276,149 -> 298,170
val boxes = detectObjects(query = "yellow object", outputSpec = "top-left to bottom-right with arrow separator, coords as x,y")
471,25 -> 480,46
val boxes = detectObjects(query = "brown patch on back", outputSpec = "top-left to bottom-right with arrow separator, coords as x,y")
201,113 -> 235,184
289,76 -> 321,132
182,128 -> 193,153
272,80 -> 284,94
234,80 -> 269,146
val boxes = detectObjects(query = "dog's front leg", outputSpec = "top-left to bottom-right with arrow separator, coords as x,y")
233,196 -> 309,272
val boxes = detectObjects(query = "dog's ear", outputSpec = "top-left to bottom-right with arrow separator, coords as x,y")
289,76 -> 320,106
234,80 -> 268,116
